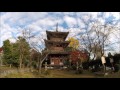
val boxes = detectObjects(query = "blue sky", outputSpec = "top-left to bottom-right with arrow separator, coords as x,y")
0,12 -> 120,54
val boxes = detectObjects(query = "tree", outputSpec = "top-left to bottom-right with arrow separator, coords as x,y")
16,28 -> 47,73
22,28 -> 37,71
3,40 -> 12,65
11,28 -> 34,70
10,43 -> 19,67
29,32 -> 48,74
30,49 -> 40,69
67,37 -> 79,50
3,40 -> 19,67
2,36 -> 30,68
75,13 -> 116,61
17,36 -> 30,69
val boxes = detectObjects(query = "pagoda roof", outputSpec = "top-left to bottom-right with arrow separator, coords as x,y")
44,50 -> 69,55
44,40 -> 70,48
44,39 -> 70,44
49,52 -> 69,55
46,30 -> 69,40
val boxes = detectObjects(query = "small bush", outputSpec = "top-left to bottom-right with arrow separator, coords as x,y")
75,68 -> 83,74
71,65 -> 76,70
43,70 -> 51,75
114,64 -> 120,72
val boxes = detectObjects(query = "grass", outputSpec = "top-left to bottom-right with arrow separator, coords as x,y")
1,67 -> 120,78
103,71 -> 120,78
4,72 -> 35,78
44,69 -> 96,78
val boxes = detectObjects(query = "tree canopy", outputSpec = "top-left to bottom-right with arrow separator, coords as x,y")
67,37 -> 79,50
3,37 -> 30,67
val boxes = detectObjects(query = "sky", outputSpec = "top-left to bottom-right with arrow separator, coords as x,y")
0,12 -> 120,54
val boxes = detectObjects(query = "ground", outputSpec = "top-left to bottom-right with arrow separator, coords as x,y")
1,67 -> 120,78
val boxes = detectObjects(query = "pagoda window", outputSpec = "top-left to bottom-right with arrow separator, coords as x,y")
51,59 -> 54,65
60,58 -> 63,65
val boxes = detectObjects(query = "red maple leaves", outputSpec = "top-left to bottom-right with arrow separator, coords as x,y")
70,50 -> 89,64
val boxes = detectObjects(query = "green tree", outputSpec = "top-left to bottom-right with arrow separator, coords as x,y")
11,43 -> 19,67
3,40 -> 12,65
3,37 -> 30,68
17,36 -> 30,69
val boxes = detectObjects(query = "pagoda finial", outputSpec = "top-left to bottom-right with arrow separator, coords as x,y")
56,23 -> 58,32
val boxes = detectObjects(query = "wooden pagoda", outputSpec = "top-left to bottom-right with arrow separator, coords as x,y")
44,28 -> 70,67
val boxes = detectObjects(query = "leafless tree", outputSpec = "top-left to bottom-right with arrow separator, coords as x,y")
75,13 -> 118,60
22,28 -> 36,71
30,34 -> 49,74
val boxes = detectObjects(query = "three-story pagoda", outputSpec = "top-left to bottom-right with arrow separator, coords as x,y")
44,28 -> 70,67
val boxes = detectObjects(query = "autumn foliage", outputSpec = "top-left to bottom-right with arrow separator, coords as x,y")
67,37 -> 79,50
70,50 -> 89,64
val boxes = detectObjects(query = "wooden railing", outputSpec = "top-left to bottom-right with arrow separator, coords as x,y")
49,47 -> 64,51
50,38 -> 63,41
43,48 -> 70,54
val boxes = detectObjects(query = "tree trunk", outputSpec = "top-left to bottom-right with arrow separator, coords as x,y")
45,62 -> 47,71
38,59 -> 45,74
88,52 -> 91,61
29,55 -> 32,72
38,59 -> 41,74
10,64 -> 12,68
38,53 -> 41,73
76,62 -> 79,71
39,62 -> 42,74
19,55 -> 22,69
38,53 -> 48,74
93,53 -> 96,60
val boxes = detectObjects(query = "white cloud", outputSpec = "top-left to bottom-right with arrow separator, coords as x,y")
77,18 -> 85,28
0,12 -> 120,53
63,12 -> 75,16
67,28 -> 81,39
35,18 -> 55,26
64,15 -> 77,27
111,12 -> 120,20
9,38 -> 16,43
1,32 -> 12,41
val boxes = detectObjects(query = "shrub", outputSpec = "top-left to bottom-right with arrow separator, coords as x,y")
43,70 -> 51,75
114,64 -> 120,72
75,68 -> 83,74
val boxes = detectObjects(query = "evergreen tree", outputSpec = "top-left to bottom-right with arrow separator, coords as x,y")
3,37 -> 30,68
3,40 -> 12,65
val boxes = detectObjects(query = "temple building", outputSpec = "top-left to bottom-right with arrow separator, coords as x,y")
44,28 -> 70,67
